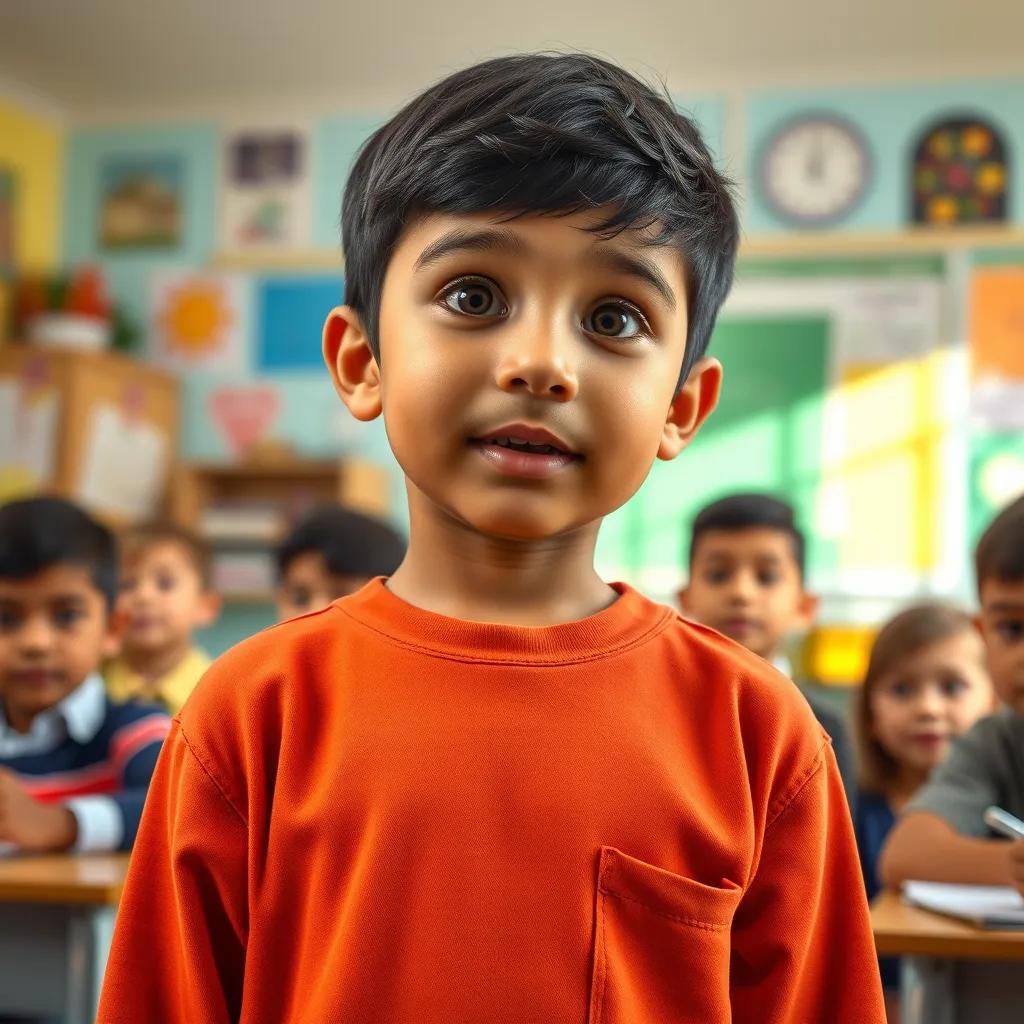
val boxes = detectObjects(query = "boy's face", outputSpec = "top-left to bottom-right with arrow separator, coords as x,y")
276,552 -> 369,621
679,528 -> 818,662
325,211 -> 721,543
118,541 -> 218,655
976,577 -> 1024,716
0,564 -> 116,732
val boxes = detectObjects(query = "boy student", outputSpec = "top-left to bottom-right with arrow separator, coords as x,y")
0,498 -> 169,853
275,503 -> 406,620
882,493 -> 1024,895
100,54 -> 884,1022
105,523 -> 219,715
679,493 -> 857,803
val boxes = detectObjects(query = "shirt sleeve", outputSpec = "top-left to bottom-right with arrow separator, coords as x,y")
903,719 -> 1001,837
98,721 -> 248,1024
65,795 -> 123,852
730,745 -> 885,1022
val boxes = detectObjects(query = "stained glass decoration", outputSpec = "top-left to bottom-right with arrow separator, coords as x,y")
911,116 -> 1009,226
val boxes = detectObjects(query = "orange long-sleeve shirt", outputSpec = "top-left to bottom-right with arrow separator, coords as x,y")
99,581 -> 884,1023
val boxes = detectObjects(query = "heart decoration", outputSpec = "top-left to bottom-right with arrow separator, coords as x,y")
208,385 -> 281,458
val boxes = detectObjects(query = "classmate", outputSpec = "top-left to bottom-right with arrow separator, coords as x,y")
679,492 -> 858,803
105,522 -> 219,715
275,503 -> 406,621
100,53 -> 884,1022
882,495 -> 1024,893
0,497 -> 170,853
853,603 -> 994,1005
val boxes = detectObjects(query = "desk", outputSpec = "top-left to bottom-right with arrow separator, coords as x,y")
0,853 -> 128,1023
872,890 -> 1024,1024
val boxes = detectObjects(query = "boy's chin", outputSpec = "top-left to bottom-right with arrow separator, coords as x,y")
452,500 -> 589,544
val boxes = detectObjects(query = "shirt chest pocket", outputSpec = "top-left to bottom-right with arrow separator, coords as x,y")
588,846 -> 743,1024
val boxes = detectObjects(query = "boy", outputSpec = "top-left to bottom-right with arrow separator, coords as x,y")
882,494 -> 1024,894
100,54 -> 884,1022
275,503 -> 406,620
0,497 -> 169,853
105,522 -> 219,715
679,492 -> 857,803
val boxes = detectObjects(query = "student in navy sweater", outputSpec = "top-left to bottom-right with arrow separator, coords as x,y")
0,497 -> 170,854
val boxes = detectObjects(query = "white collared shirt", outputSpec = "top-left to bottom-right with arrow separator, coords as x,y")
0,674 -> 123,852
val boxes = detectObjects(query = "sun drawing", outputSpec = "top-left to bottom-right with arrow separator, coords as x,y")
160,279 -> 232,359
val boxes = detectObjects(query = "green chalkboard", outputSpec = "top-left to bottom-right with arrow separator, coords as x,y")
597,314 -> 831,582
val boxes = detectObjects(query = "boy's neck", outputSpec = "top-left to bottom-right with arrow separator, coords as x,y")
121,638 -> 193,685
389,492 -> 616,627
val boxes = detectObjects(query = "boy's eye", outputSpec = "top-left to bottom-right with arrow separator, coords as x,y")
156,573 -> 178,592
940,676 -> 968,697
756,570 -> 780,586
440,277 -> 508,318
53,607 -> 84,629
995,619 -> 1024,643
703,568 -> 731,585
0,607 -> 21,631
886,680 -> 914,699
583,301 -> 647,339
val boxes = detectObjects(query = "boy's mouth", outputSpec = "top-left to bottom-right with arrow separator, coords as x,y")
470,423 -> 581,480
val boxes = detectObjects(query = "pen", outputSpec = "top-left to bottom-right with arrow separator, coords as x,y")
983,805 -> 1024,840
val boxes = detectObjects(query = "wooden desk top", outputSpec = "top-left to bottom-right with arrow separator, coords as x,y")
0,853 -> 129,906
872,890 -> 1024,961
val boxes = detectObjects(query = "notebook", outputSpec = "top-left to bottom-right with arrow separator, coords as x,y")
903,880 -> 1024,929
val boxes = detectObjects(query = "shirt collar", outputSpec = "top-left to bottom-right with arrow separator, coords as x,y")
0,673 -> 107,745
58,673 -> 108,743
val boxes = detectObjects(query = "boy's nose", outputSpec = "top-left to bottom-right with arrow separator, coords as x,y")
493,327 -> 579,402
17,615 -> 53,654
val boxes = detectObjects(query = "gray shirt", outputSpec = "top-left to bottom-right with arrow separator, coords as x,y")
904,709 -> 1024,837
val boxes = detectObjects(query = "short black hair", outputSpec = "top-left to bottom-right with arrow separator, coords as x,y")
0,497 -> 118,609
342,52 -> 738,388
975,492 -> 1024,593
688,493 -> 805,578
276,505 -> 406,582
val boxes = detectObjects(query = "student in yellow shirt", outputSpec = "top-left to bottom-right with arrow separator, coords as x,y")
105,523 -> 220,714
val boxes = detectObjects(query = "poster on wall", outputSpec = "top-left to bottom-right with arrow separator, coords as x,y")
970,267 -> 1024,429
98,154 -> 183,249
207,384 -> 281,459
76,402 -> 168,520
219,125 -> 311,252
910,117 -> 1008,226
257,274 -> 342,370
149,270 -> 249,374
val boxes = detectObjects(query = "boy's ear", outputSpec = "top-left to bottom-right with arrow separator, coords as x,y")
795,590 -> 821,631
102,607 -> 126,660
677,585 -> 692,614
323,305 -> 383,422
195,591 -> 222,630
658,357 -> 722,462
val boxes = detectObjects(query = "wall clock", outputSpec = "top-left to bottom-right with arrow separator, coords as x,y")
759,114 -> 871,226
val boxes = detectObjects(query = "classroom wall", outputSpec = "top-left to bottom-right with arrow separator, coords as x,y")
52,75 -> 1024,649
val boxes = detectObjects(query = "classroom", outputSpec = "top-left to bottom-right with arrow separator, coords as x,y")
1,2 -> 1023,1022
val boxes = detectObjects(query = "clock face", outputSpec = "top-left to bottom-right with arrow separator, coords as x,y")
760,115 -> 871,226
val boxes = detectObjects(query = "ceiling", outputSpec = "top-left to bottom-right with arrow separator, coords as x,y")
2,0 -> 1024,119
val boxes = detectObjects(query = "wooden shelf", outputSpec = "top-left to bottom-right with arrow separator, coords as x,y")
213,226 -> 1024,273
741,225 -> 1024,259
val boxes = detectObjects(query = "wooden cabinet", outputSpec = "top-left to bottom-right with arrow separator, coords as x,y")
0,345 -> 179,527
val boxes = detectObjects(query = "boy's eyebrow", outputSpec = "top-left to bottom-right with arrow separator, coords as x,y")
587,248 -> 677,310
414,228 -> 532,271
985,601 -> 1024,614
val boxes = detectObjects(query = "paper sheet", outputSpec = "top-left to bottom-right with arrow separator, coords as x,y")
904,880 -> 1024,928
